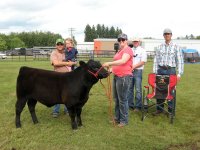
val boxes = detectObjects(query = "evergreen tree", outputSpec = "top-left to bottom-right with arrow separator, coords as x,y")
91,25 -> 97,40
109,26 -> 116,38
96,24 -> 102,38
84,24 -> 92,42
84,24 -> 123,41
104,27 -> 109,38
101,24 -> 106,38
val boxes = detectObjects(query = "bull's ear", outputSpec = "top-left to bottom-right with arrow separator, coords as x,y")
79,61 -> 86,66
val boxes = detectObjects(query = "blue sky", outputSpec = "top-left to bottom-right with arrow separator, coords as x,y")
0,0 -> 199,42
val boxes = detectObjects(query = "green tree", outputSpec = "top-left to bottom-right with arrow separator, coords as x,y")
0,37 -> 7,51
91,25 -> 97,40
104,27 -> 109,38
109,26 -> 116,38
101,24 -> 106,38
84,24 -> 123,41
96,24 -> 102,38
84,24 -> 92,42
16,31 -> 62,47
115,27 -> 122,37
8,37 -> 25,49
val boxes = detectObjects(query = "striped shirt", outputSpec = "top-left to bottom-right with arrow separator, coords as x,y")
153,41 -> 184,76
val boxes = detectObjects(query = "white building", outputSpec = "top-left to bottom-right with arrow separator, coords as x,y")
76,42 -> 94,52
77,39 -> 200,56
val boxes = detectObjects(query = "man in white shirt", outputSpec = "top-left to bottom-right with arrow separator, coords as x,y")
127,38 -> 147,112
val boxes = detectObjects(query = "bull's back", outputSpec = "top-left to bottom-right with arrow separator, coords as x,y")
16,67 -> 64,100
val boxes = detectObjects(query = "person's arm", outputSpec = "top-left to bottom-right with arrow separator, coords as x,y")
52,60 -> 76,67
103,53 -> 130,67
50,51 -> 76,67
132,61 -> 145,70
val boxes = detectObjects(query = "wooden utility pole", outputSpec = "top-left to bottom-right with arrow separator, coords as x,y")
68,28 -> 75,38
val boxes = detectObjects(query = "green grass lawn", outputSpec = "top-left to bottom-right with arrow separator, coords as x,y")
0,60 -> 199,150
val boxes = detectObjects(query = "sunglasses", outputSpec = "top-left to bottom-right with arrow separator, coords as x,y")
56,43 -> 64,46
164,33 -> 172,35
117,38 -> 126,42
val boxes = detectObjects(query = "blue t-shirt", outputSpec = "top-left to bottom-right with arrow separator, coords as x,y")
65,47 -> 78,62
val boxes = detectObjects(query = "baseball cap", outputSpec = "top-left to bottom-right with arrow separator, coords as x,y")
131,37 -> 140,42
56,38 -> 64,44
118,33 -> 128,40
163,28 -> 172,34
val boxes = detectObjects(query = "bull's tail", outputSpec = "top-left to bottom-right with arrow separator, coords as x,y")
16,66 -> 28,99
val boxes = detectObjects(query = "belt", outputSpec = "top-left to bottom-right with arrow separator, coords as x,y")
158,65 -> 175,70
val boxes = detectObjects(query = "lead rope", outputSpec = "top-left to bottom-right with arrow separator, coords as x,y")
99,67 -> 116,127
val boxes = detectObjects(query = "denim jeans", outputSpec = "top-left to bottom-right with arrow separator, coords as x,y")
113,75 -> 132,124
53,104 -> 68,114
127,69 -> 143,109
156,68 -> 176,112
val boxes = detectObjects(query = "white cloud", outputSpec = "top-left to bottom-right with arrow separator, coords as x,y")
0,0 -> 200,42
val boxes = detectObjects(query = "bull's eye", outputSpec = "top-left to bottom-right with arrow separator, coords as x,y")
94,68 -> 100,71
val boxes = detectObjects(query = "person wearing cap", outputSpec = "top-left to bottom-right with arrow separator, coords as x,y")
50,38 -> 77,118
65,38 -> 78,70
127,37 -> 147,112
152,28 -> 184,115
103,33 -> 133,127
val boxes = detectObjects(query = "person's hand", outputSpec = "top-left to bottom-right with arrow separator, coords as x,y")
132,65 -> 136,71
108,67 -> 112,73
102,62 -> 110,68
67,61 -> 77,66
102,62 -> 112,73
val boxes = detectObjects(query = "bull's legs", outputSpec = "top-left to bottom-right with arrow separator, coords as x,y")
15,98 -> 27,128
27,99 -> 38,124
68,107 -> 78,130
76,107 -> 82,127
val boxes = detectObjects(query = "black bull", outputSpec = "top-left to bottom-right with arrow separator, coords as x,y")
15,60 -> 109,130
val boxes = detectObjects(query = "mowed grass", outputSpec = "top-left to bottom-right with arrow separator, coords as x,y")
0,60 -> 199,150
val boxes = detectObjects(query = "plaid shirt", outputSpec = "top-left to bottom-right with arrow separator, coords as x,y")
153,41 -> 184,76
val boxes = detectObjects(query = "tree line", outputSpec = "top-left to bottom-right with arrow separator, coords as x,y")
1,25 -> 200,51
0,31 -> 62,51
84,24 -> 122,42
0,24 -> 122,51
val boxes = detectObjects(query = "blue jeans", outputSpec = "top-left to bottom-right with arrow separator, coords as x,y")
156,68 -> 176,112
53,104 -> 68,114
113,75 -> 132,124
127,69 -> 143,109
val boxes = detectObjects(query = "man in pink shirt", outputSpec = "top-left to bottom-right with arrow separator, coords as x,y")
103,33 -> 133,127
50,38 -> 76,118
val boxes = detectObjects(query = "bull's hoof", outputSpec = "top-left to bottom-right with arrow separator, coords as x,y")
72,126 -> 78,130
78,123 -> 82,127
72,124 -> 78,130
33,120 -> 39,124
72,128 -> 78,131
16,124 -> 21,128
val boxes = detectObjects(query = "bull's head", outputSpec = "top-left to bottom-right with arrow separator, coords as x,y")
80,60 -> 109,79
